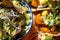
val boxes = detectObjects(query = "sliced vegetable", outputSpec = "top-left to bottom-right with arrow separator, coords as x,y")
42,10 -> 48,16
39,0 -> 48,4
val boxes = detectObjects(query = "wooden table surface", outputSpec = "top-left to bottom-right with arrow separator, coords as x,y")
22,25 -> 38,40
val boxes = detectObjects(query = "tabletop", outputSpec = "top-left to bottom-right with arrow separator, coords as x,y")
22,24 -> 38,40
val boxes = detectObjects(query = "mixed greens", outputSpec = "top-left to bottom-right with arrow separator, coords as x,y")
35,0 -> 60,39
39,32 -> 57,40
42,12 -> 60,27
45,35 -> 57,40
38,0 -> 60,30
0,0 -> 32,40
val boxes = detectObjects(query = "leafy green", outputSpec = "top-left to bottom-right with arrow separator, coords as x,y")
52,12 -> 57,19
0,0 -> 31,40
42,12 -> 60,27
25,13 -> 31,20
45,36 -> 52,40
26,20 -> 30,25
48,19 -> 55,26
45,35 -> 57,40
55,3 -> 60,10
55,6 -> 60,10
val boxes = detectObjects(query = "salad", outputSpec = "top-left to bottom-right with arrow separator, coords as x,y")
0,0 -> 32,40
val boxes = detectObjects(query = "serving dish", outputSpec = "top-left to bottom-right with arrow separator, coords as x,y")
15,0 -> 33,40
0,0 -> 32,40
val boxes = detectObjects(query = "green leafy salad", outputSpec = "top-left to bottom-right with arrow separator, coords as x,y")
0,0 -> 32,40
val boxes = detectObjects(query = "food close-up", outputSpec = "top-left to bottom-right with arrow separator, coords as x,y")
32,0 -> 60,40
0,0 -> 60,40
0,0 -> 32,40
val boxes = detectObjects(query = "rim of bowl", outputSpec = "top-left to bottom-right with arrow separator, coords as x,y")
16,0 -> 33,40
